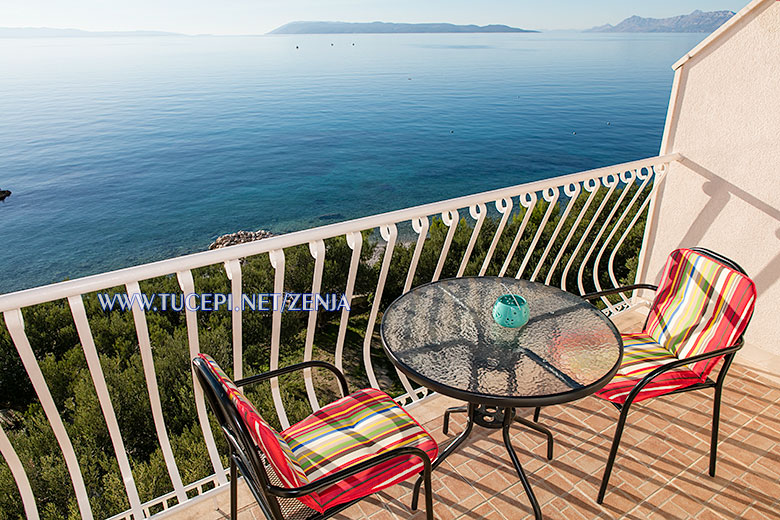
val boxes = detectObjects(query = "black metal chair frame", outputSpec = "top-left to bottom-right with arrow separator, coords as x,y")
192,358 -> 434,520
577,247 -> 751,503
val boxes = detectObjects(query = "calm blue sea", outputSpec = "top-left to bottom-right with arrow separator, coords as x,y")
0,32 -> 705,294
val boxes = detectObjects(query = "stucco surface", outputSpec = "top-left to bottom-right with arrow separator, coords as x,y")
642,0 -> 780,366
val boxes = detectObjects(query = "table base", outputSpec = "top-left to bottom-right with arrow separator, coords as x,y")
412,403 -> 554,520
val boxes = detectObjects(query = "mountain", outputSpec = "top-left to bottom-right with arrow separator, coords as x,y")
586,10 -> 734,33
268,21 -> 538,34
0,27 -> 184,38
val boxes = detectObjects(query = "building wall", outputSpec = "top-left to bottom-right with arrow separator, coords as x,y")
640,0 -> 780,374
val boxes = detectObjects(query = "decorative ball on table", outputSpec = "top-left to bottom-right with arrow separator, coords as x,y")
492,294 -> 530,329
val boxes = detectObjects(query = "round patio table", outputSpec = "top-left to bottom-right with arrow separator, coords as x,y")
380,277 -> 623,519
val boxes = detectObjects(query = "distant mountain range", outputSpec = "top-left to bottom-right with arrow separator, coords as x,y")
586,10 -> 735,33
268,21 -> 537,34
1,12 -> 735,39
0,27 -> 183,38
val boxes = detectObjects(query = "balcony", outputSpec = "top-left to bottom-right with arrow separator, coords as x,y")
0,151 -> 776,520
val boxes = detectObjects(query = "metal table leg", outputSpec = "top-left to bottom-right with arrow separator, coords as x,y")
514,415 -> 554,460
413,403 -> 547,519
443,405 -> 468,435
503,408 -> 543,520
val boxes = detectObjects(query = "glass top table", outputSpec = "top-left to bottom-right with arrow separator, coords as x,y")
381,276 -> 622,407
380,277 -> 623,519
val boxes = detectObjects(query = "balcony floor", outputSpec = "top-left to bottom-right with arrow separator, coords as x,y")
197,309 -> 780,520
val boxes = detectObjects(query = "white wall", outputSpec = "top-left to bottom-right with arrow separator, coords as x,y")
640,0 -> 780,376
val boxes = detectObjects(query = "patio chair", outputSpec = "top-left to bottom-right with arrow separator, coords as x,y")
192,353 -> 438,519
582,247 -> 756,503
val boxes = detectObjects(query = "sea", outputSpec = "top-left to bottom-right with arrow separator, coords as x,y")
0,32 -> 706,294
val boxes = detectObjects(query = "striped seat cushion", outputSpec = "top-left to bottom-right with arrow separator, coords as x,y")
282,388 -> 438,513
645,248 -> 756,379
596,249 -> 756,405
595,333 -> 705,404
196,354 -> 309,490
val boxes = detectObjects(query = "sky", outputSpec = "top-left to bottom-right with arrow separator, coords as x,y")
2,0 -> 745,34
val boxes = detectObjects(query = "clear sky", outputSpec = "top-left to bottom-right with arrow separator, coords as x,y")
3,0 -> 745,34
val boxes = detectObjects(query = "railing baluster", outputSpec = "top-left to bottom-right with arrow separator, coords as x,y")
0,424 -> 39,520
267,250 -> 290,429
479,197 -> 514,276
607,166 -> 669,301
304,240 -> 326,410
546,179 -> 599,286
634,161 -> 669,288
176,270 -> 227,484
403,217 -> 429,293
603,196 -> 654,313
126,281 -> 187,504
577,171 -> 636,295
516,188 -> 559,279
3,309 -> 95,520
224,260 -> 243,386
433,210 -> 459,282
499,193 -> 537,277
68,295 -> 143,519
335,232 -> 362,374
592,169 -> 652,311
457,203 -> 487,277
363,225 -> 414,396
531,183 -> 580,281
561,175 -> 619,293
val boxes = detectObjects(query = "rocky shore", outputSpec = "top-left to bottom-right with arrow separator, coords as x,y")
209,229 -> 274,250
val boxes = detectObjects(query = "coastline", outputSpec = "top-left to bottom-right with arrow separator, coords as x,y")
209,229 -> 274,250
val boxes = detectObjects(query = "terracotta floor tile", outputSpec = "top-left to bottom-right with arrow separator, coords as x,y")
365,510 -> 393,520
229,327 -> 778,520
459,501 -> 503,520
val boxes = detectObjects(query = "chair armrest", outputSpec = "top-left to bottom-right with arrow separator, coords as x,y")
235,360 -> 349,396
266,446 -> 432,498
623,338 -> 744,406
582,284 -> 658,302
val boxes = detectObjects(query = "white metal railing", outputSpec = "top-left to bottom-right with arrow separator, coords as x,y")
0,153 -> 679,520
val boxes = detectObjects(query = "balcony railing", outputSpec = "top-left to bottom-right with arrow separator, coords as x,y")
0,152 -> 679,520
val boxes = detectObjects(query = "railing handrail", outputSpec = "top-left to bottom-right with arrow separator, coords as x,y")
0,153 -> 680,312
1,152 -> 679,520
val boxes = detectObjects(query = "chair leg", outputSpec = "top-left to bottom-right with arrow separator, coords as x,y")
413,404 -> 474,511
597,403 -> 631,504
230,454 -> 238,520
423,462 -> 434,520
710,385 -> 724,477
533,407 -> 541,422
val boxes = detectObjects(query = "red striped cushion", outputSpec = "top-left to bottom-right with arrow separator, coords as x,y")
645,249 -> 756,378
595,333 -> 704,404
196,355 -> 309,492
282,388 -> 438,513
596,249 -> 756,405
